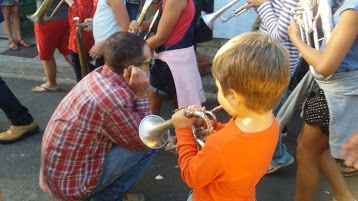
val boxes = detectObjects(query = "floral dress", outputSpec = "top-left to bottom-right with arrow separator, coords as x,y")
0,0 -> 22,7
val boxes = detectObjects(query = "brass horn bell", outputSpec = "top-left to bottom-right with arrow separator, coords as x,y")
27,0 -> 65,24
138,115 -> 171,149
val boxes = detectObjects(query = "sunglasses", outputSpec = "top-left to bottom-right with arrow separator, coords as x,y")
134,59 -> 155,67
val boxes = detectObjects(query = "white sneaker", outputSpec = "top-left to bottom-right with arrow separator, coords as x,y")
266,155 -> 294,174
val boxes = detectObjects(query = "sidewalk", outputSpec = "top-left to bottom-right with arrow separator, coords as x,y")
0,20 -> 227,98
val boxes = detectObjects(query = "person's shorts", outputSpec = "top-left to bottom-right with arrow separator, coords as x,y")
304,81 -> 330,135
149,59 -> 176,98
34,18 -> 70,60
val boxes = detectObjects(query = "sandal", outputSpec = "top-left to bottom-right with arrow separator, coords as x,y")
9,39 -> 19,50
336,159 -> 358,177
18,39 -> 32,48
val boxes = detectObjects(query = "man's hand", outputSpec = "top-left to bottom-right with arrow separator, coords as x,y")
123,66 -> 149,98
341,129 -> 358,169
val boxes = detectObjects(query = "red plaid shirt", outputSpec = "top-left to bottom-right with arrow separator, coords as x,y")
40,66 -> 150,201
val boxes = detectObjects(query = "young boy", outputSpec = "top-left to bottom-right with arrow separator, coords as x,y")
171,32 -> 290,201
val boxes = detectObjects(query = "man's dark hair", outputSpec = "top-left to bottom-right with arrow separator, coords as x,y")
103,32 -> 147,73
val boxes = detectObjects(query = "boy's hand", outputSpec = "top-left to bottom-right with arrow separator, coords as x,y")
89,40 -> 105,59
172,105 -> 202,129
123,66 -> 149,98
128,20 -> 142,34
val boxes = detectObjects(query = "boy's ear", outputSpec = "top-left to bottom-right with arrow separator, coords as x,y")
228,89 -> 241,104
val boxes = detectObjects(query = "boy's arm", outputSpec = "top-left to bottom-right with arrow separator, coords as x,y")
254,0 -> 297,42
176,128 -> 225,188
107,0 -> 130,32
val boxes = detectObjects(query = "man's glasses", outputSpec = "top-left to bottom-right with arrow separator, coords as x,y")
134,59 -> 155,68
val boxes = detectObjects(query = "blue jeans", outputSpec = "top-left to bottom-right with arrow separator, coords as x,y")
0,77 -> 34,126
271,89 -> 292,165
89,145 -> 157,201
126,3 -> 139,21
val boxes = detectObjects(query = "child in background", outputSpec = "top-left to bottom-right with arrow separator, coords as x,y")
246,0 -> 300,174
31,0 -> 71,92
91,0 -> 130,66
288,0 -> 358,200
128,0 -> 205,115
64,0 -> 98,82
171,32 -> 290,201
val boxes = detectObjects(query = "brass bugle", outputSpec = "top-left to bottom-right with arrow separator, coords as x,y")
28,0 -> 65,24
138,105 -> 223,149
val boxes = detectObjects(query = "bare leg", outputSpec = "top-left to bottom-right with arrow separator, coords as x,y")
149,91 -> 167,115
40,57 -> 59,89
320,150 -> 355,201
294,123 -> 329,201
10,6 -> 21,41
1,6 -> 15,41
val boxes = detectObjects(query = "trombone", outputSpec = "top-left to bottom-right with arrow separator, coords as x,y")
28,0 -> 65,24
201,0 -> 248,30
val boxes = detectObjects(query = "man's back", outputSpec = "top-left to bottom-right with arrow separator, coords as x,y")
40,66 -> 150,200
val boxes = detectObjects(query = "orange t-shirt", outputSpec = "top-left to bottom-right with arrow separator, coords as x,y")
176,117 -> 279,201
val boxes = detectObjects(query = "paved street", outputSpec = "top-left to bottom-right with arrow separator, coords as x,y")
0,20 -> 357,201
0,76 -> 357,201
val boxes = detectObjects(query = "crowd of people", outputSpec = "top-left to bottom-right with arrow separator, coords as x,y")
0,0 -> 357,200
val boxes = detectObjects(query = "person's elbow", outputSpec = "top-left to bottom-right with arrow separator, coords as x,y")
314,62 -> 336,78
155,34 -> 169,46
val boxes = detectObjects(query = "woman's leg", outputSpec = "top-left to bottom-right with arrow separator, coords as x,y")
9,5 -> 21,41
294,122 -> 329,201
320,150 -> 355,201
1,6 -> 16,44
149,91 -> 167,115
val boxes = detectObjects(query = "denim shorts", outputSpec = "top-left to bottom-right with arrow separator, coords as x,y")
150,59 -> 176,97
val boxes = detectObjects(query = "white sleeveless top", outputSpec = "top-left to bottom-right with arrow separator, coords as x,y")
93,0 -> 125,43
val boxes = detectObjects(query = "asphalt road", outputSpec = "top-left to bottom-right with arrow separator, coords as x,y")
0,76 -> 357,201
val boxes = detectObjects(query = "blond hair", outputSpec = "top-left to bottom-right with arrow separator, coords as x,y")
212,32 -> 290,113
